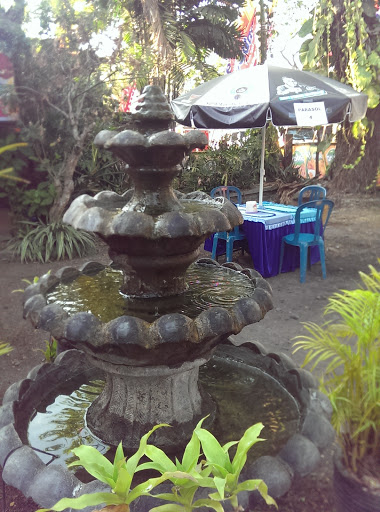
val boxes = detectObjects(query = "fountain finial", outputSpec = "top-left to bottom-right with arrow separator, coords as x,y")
132,85 -> 174,133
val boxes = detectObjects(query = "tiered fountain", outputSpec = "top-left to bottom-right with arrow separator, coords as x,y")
0,86 -> 334,511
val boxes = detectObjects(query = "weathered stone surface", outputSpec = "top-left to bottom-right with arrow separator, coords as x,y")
64,312 -> 101,343
314,390 -> 334,419
0,424 -> 23,466
292,368 -> 319,389
55,266 -> 81,283
23,294 -> 46,325
279,434 -> 321,476
86,357 -> 212,452
245,455 -> 293,499
28,465 -> 80,508
71,480 -> 112,512
2,446 -> 45,494
276,352 -> 298,370
79,261 -> 106,275
37,273 -> 60,293
26,362 -> 53,380
0,402 -> 15,429
233,298 -> 264,326
302,410 -> 336,449
37,303 -> 68,337
2,378 -> 32,404
23,283 -> 40,304
252,287 -> 273,315
26,363 -> 46,380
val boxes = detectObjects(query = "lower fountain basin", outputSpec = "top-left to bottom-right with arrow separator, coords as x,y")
0,340 -> 335,510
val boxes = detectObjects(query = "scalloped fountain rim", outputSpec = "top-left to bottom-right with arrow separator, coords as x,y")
22,259 -> 273,356
63,190 -> 244,239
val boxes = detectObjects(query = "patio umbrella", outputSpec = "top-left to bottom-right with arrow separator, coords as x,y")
171,63 -> 368,204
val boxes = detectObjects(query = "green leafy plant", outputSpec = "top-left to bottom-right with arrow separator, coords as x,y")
12,274 -> 43,293
37,336 -> 57,363
36,420 -> 276,512
177,126 -> 283,194
141,418 -> 276,512
0,342 -> 13,356
0,142 -> 30,183
36,424 -> 202,512
293,261 -> 380,479
7,221 -> 96,263
17,181 -> 56,220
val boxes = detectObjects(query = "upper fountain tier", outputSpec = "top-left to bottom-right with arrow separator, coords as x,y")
63,85 -> 243,298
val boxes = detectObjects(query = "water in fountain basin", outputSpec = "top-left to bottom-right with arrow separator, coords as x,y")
27,355 -> 299,472
46,263 -> 255,323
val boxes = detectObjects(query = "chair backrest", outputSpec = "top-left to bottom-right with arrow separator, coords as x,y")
293,199 -> 334,243
298,185 -> 326,205
210,186 -> 242,204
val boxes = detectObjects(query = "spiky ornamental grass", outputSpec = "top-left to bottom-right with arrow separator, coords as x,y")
293,262 -> 380,476
8,220 -> 96,263
0,342 -> 13,356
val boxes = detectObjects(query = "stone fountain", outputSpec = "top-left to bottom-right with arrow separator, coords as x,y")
0,86 -> 335,511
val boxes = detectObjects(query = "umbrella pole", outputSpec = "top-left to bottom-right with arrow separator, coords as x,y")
259,125 -> 266,206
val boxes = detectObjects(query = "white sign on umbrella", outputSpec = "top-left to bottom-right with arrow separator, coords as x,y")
171,63 -> 368,205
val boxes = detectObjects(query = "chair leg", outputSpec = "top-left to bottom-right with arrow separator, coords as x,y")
211,235 -> 219,261
299,246 -> 308,283
226,238 -> 233,262
279,239 -> 285,273
319,240 -> 326,279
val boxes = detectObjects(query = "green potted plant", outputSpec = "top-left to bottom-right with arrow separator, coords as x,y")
293,262 -> 380,512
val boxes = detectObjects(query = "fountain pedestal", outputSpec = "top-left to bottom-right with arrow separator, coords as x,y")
86,355 -> 215,452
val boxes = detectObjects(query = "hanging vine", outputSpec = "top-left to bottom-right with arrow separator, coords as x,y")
298,0 -> 380,189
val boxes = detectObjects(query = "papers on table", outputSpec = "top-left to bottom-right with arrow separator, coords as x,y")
237,202 -> 317,226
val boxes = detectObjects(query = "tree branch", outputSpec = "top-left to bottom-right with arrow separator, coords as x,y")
14,86 -> 70,119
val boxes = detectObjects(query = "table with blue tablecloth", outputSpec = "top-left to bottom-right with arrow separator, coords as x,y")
204,202 -> 320,278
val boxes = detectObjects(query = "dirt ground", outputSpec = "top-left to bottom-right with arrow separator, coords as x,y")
1,192 -> 380,512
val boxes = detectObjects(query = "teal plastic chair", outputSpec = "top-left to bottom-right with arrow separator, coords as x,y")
210,186 -> 246,262
298,185 -> 326,205
279,199 -> 334,283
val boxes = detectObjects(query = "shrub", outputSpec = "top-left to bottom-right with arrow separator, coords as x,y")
7,220 -> 96,263
176,126 -> 283,194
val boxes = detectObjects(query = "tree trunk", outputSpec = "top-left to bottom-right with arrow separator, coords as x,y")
48,146 -> 82,222
329,105 -> 380,192
283,134 -> 293,168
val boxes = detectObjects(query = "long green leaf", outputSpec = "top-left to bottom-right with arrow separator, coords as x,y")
232,422 -> 264,473
191,498 -> 225,511
182,431 -> 201,470
149,505 -> 184,512
35,491 -> 124,512
144,444 -> 177,472
68,445 -> 115,485
195,427 -> 231,470
126,423 -> 169,475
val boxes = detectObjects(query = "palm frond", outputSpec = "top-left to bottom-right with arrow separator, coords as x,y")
293,261 -> 380,473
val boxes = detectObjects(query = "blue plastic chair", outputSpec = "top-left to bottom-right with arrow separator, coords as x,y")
210,186 -> 246,262
279,199 -> 334,283
298,185 -> 326,205
210,186 -> 242,204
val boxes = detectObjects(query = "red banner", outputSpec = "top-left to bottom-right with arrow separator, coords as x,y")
120,83 -> 137,112
227,1 -> 259,73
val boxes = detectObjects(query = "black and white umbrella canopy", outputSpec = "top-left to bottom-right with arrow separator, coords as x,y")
171,64 -> 368,129
172,64 -> 368,205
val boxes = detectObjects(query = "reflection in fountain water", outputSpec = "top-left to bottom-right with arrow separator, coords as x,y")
46,264 -> 255,322
28,356 -> 299,473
